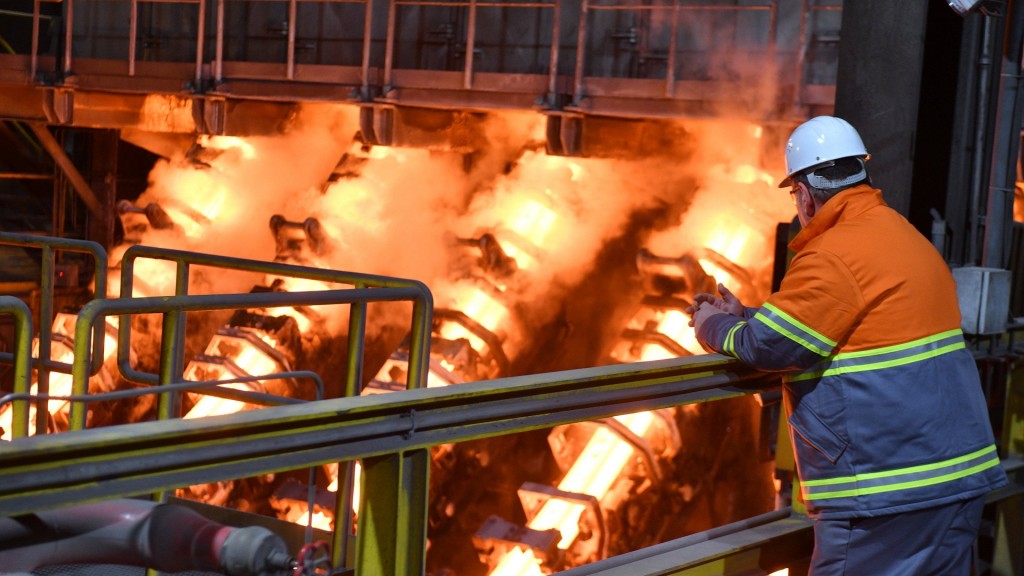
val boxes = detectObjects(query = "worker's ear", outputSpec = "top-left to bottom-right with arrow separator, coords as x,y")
799,184 -> 818,218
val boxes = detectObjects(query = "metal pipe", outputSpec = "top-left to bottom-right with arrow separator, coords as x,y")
546,0 -> 560,102
463,0 -> 477,89
384,0 -> 397,88
36,246 -> 53,435
0,370 -> 325,414
793,0 -> 808,112
970,15 -> 995,265
215,0 -> 224,82
983,0 -> 1024,268
361,0 -> 373,99
572,0 -> 588,103
0,172 -> 52,179
31,0 -> 39,80
195,0 -> 206,84
665,0 -> 679,98
129,0 -> 137,76
287,0 -> 297,80
0,296 -> 33,440
63,0 -> 72,75
0,499 -> 290,574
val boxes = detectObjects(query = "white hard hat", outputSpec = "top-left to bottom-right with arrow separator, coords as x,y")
779,116 -> 869,188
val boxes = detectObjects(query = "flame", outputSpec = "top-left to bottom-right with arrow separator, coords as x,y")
633,309 -> 704,361
183,332 -> 282,420
490,411 -> 654,573
0,314 -> 118,440
438,285 -> 509,353
496,195 -> 561,270
197,135 -> 257,159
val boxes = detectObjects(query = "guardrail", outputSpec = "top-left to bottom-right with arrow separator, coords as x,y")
0,349 -> 780,574
0,232 -> 107,434
0,296 -> 32,439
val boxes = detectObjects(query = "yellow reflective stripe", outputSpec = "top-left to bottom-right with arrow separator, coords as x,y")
832,329 -> 963,360
803,457 -> 1001,501
822,342 -> 966,377
755,312 -> 832,357
802,445 -> 997,487
763,302 -> 837,347
724,321 -> 745,355
785,329 -> 965,382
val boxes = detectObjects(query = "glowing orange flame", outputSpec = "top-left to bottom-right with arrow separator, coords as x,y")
0,314 -> 117,440
490,411 -> 654,573
438,285 -> 509,353
183,332 -> 282,420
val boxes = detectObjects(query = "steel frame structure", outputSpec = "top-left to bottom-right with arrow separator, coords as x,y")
0,0 -> 839,134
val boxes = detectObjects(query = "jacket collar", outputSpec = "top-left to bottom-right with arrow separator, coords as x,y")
789,184 -> 887,252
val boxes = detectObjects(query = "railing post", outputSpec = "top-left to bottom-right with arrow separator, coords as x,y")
993,358 -> 1024,573
0,297 -> 33,439
356,448 -> 430,576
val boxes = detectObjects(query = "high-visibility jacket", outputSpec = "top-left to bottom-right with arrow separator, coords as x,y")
696,184 -> 1007,519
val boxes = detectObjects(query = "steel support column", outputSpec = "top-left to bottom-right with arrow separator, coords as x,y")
356,449 -> 430,576
833,0 -> 929,217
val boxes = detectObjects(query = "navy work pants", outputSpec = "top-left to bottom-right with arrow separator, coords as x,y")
810,496 -> 985,575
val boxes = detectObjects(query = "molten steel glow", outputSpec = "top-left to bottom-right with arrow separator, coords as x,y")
439,285 -> 509,353
490,412 -> 654,573
0,314 -> 117,440
183,333 -> 281,420
637,309 -> 704,360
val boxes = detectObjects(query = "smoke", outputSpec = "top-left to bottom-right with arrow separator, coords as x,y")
644,119 -> 794,304
124,104 -> 359,296
122,98 -> 791,362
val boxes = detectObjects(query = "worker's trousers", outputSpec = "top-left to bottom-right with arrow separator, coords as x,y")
809,495 -> 985,576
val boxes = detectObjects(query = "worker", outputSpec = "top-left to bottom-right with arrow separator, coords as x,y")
687,116 -> 1008,574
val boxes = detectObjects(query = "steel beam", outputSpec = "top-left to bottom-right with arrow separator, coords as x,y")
27,122 -> 103,219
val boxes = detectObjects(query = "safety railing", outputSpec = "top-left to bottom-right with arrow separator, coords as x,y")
1,274 -> 1021,574
0,296 -> 33,439
0,344 -> 782,574
117,244 -> 433,401
0,232 -> 107,435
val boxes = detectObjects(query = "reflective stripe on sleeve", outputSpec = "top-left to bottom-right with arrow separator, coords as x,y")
723,321 -> 746,356
755,302 -> 836,357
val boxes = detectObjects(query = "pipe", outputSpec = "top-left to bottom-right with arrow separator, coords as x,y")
970,15 -> 996,265
0,499 -> 292,575
982,0 -> 1024,268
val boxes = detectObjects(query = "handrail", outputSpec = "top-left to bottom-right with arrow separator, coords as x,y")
0,369 -> 327,414
0,232 -> 107,435
117,244 -> 433,397
71,286 -> 429,431
0,350 -> 777,574
0,296 -> 33,440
